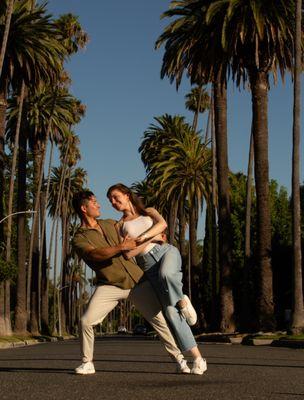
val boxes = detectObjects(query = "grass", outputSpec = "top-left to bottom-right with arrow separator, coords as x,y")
0,335 -> 34,343
253,334 -> 304,340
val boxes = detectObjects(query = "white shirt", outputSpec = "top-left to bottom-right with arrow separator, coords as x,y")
122,215 -> 155,254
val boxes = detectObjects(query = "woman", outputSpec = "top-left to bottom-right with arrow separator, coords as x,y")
107,183 -> 207,375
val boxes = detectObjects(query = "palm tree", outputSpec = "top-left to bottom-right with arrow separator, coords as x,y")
48,164 -> 87,334
206,0 -> 296,331
0,0 -> 14,79
0,1 -> 65,334
185,85 -> 210,131
26,13 -> 88,333
290,0 -> 304,334
0,0 -> 64,222
139,114 -> 192,239
156,0 -> 235,332
25,84 -> 85,333
148,127 -> 212,302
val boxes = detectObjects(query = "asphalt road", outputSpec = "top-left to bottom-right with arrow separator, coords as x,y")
0,337 -> 303,400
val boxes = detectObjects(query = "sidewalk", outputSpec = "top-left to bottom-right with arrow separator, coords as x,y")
1,332 -> 304,350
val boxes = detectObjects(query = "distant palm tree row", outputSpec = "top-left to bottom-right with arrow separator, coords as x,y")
0,1 -> 89,336
133,0 -> 304,334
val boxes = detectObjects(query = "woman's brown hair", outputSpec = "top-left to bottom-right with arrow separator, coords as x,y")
106,183 -> 148,216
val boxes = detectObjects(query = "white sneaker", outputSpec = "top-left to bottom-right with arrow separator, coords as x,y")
176,358 -> 191,374
180,295 -> 197,326
191,358 -> 207,375
75,361 -> 95,375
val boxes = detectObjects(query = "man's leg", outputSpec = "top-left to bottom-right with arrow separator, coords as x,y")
80,285 -> 129,363
129,279 -> 184,364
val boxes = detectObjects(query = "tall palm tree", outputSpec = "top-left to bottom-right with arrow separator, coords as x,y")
48,164 -> 87,334
26,13 -> 88,333
290,0 -> 304,334
156,0 -> 235,332
0,1 -> 65,334
206,0 -> 296,331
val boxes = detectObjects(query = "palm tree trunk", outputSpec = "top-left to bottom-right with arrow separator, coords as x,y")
0,0 -> 14,79
27,89 -> 57,327
40,140 -> 54,334
14,131 -> 27,333
213,78 -> 235,333
290,0 -> 304,334
245,129 -> 254,259
188,203 -> 198,301
0,284 -> 6,335
178,203 -> 188,287
29,139 -> 43,335
168,200 -> 178,244
0,83 -> 8,244
52,217 -> 59,335
5,82 -> 26,336
241,127 -> 255,331
204,92 -> 212,144
39,185 -> 48,333
192,83 -> 203,132
249,68 -> 275,331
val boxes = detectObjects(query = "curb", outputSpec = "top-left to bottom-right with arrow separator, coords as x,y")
0,335 -> 76,350
271,339 -> 304,349
195,332 -> 304,348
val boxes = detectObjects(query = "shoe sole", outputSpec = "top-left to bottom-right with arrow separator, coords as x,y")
183,295 -> 197,326
75,370 -> 96,375
191,366 -> 207,375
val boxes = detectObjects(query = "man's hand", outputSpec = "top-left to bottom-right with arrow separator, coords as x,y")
120,236 -> 137,251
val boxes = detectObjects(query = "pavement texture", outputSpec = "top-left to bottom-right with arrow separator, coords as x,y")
0,337 -> 303,400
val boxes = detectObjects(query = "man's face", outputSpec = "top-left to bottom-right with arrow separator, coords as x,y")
81,196 -> 101,218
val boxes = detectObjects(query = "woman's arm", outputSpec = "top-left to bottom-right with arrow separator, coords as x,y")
135,207 -> 167,244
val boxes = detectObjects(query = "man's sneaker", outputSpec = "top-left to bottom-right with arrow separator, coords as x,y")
176,358 -> 191,374
75,361 -> 95,375
180,295 -> 197,326
191,358 -> 207,375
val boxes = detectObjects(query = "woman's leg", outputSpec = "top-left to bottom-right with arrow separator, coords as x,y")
158,245 -> 197,325
158,245 -> 184,306
144,249 -> 196,353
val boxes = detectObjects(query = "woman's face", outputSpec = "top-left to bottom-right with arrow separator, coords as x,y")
108,189 -> 130,212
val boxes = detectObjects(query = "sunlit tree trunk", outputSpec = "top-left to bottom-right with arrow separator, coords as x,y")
214,77 -> 235,333
249,68 -> 275,331
290,0 -> 304,334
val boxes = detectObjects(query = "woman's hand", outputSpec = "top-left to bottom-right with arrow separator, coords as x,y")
135,234 -> 148,245
151,232 -> 167,244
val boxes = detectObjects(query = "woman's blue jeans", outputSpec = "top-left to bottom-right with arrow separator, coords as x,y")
136,243 -> 197,352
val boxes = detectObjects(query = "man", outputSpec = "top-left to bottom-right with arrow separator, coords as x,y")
72,190 -> 190,374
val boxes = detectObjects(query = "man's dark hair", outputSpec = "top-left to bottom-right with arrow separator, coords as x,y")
72,190 -> 95,219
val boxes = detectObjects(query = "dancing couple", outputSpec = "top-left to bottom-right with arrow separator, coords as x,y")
72,184 -> 207,375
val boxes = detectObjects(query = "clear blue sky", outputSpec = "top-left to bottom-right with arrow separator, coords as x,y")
47,0 -> 304,223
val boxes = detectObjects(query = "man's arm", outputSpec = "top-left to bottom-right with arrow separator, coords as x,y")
122,233 -> 166,259
86,236 -> 137,262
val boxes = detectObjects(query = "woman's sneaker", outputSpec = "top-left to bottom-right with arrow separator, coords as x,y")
176,358 -> 191,374
180,295 -> 197,326
75,361 -> 95,375
191,358 -> 207,375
